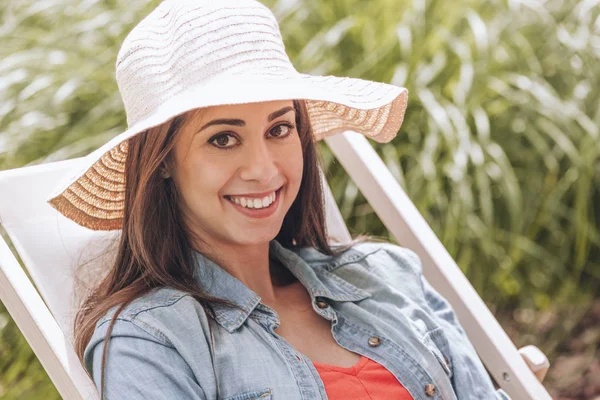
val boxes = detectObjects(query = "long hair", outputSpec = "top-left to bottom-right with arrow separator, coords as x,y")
72,99 -> 365,397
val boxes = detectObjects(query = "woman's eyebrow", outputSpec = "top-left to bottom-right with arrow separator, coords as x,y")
195,106 -> 295,134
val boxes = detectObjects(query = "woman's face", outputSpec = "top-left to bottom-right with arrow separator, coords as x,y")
167,100 -> 303,248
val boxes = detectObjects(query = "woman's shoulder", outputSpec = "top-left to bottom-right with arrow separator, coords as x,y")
84,286 -> 210,365
95,287 -> 194,327
88,287 -> 209,351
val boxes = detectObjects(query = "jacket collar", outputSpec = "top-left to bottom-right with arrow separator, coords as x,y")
192,240 -> 371,333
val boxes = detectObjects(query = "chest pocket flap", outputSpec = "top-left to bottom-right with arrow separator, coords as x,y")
224,387 -> 273,400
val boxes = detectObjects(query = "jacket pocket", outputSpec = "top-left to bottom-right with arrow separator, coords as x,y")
224,387 -> 273,400
422,327 -> 453,379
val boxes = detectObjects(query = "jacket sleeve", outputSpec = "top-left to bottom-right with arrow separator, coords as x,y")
419,271 -> 512,400
84,318 -> 206,400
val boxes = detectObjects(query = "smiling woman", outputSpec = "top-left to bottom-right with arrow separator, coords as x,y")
71,97 -> 376,400
44,0 -> 510,399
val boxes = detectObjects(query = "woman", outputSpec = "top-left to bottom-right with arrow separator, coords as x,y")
46,0 -> 511,399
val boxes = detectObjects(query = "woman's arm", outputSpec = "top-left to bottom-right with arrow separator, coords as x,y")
420,273 -> 511,400
86,318 -> 206,399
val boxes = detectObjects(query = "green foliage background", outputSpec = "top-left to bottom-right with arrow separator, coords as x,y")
0,0 -> 598,398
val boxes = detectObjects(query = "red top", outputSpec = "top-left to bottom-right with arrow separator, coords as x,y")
312,355 -> 414,399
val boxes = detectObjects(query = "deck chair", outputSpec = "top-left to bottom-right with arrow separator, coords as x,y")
0,131 -> 551,400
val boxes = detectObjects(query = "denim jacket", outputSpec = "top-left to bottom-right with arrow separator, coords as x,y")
84,240 -> 511,400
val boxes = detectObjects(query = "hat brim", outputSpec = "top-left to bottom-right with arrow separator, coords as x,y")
46,72 -> 408,231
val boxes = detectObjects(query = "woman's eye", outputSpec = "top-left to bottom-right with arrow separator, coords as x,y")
209,133 -> 239,148
208,124 -> 294,149
269,123 -> 295,138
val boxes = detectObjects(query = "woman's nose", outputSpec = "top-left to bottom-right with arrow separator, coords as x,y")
238,140 -> 278,183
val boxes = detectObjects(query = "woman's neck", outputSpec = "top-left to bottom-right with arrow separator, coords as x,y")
269,255 -> 298,287
193,238 -> 298,304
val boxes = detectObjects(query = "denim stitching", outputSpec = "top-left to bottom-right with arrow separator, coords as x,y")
319,246 -> 384,271
96,317 -> 171,346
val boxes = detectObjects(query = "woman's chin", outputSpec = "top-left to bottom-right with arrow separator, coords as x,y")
226,226 -> 281,247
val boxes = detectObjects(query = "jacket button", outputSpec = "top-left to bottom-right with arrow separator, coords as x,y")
316,300 -> 329,309
425,383 -> 437,397
368,336 -> 381,347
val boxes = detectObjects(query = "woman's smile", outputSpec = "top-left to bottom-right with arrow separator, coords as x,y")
224,186 -> 284,219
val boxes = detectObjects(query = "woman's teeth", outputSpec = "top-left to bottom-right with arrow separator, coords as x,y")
229,191 -> 277,209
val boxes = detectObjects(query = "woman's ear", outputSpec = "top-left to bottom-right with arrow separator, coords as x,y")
159,162 -> 171,179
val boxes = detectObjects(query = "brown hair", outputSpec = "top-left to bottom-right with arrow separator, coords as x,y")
72,99 -> 365,397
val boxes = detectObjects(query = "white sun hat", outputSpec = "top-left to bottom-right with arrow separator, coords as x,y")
46,0 -> 408,231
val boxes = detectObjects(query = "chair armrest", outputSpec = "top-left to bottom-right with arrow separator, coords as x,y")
518,345 -> 550,382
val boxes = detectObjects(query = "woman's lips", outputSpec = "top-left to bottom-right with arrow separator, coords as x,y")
225,186 -> 283,219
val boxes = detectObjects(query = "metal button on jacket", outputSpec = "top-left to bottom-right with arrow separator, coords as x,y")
425,383 -> 437,397
368,336 -> 381,347
315,300 -> 329,309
